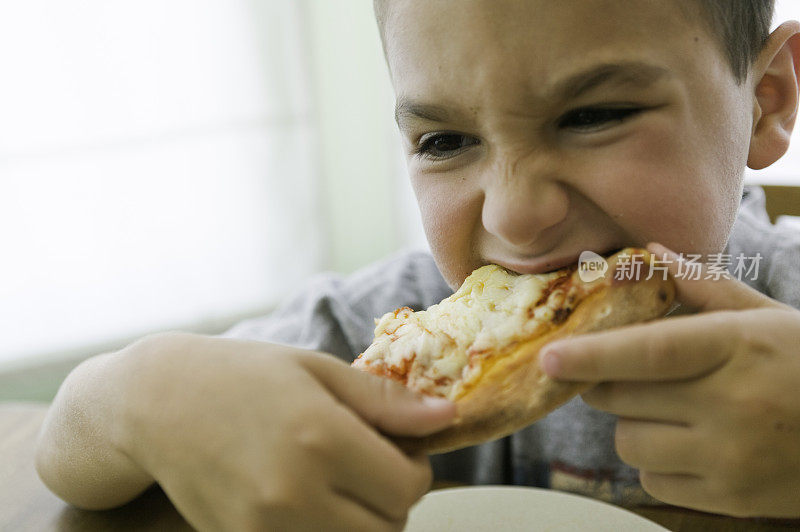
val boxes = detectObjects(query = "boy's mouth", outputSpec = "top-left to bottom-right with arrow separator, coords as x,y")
488,246 -> 625,275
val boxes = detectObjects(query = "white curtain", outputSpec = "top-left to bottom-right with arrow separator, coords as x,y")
0,1 -> 328,365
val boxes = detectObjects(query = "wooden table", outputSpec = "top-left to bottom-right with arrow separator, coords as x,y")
1,403 -> 797,531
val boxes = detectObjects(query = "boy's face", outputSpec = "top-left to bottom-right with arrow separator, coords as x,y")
385,0 -> 754,290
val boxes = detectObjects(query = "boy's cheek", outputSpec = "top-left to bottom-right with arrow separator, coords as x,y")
574,122 -> 738,253
415,187 -> 484,286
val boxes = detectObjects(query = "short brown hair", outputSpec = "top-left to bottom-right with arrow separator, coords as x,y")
688,0 -> 775,83
373,0 -> 775,84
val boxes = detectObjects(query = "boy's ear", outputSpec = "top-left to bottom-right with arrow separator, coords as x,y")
748,21 -> 800,170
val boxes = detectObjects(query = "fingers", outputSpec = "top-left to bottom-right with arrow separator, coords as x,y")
300,352 -> 456,436
637,472 -> 713,512
638,470 -> 758,518
319,401 -> 432,522
294,352 -> 441,522
614,418 -> 704,474
541,243 -> 786,383
646,242 -> 784,312
583,381 -> 697,424
541,311 -> 738,381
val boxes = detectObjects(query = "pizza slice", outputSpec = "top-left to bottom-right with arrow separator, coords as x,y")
351,248 -> 675,454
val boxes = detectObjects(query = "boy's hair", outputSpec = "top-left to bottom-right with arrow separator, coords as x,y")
373,0 -> 775,85
693,0 -> 775,83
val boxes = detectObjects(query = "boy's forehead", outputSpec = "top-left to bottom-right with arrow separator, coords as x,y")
384,0 -> 718,109
384,0 -> 700,46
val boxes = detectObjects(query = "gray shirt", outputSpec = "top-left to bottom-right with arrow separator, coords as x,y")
222,185 -> 800,506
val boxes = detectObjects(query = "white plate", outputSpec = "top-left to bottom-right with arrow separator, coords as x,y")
404,486 -> 668,531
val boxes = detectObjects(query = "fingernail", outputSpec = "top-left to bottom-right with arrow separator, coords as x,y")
422,396 -> 453,409
540,346 -> 562,376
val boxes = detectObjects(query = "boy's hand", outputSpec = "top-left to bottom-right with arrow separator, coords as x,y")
539,243 -> 800,518
111,334 -> 454,531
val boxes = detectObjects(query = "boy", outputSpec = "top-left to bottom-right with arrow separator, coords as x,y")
36,0 -> 800,529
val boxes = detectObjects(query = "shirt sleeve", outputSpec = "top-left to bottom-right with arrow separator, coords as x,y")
726,186 -> 800,310
764,216 -> 800,310
218,248 -> 453,363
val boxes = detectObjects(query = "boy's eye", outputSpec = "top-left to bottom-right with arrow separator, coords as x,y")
412,107 -> 642,161
413,133 -> 479,161
558,106 -> 643,131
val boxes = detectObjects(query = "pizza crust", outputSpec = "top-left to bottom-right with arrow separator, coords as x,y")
394,267 -> 674,454
354,248 -> 676,455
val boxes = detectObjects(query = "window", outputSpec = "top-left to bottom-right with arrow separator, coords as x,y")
0,1 -> 326,365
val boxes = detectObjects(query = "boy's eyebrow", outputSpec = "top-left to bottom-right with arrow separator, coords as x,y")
555,61 -> 672,100
394,61 -> 671,130
395,100 -> 458,129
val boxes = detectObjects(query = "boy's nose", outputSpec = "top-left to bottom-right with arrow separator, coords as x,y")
480,161 -> 569,251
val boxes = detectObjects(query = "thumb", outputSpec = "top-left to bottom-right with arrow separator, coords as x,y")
301,353 -> 456,437
646,242 -> 783,312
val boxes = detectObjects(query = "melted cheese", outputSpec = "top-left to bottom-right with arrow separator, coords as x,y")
353,264 -> 581,399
